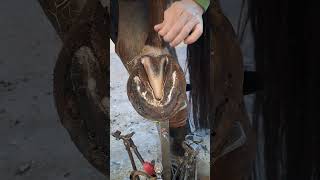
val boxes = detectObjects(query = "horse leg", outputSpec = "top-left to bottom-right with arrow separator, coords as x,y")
115,1 -> 189,178
38,0 -> 88,40
115,0 -> 188,144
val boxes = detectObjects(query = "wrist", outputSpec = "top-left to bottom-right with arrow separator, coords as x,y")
193,0 -> 210,11
181,0 -> 205,15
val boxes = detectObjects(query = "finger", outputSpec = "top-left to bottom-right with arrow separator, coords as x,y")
184,23 -> 203,44
158,9 -> 182,36
154,22 -> 164,31
158,18 -> 174,37
170,18 -> 198,47
163,11 -> 190,42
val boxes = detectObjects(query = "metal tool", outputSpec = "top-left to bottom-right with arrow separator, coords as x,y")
113,130 -> 159,180
113,129 -> 202,180
172,138 -> 200,180
112,130 -> 145,171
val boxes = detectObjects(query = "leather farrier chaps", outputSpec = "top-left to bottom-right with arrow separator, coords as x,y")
187,1 -> 256,179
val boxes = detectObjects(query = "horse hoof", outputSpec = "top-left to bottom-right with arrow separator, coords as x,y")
127,54 -> 187,122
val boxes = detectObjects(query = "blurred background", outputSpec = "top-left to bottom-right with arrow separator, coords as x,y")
0,0 -> 104,179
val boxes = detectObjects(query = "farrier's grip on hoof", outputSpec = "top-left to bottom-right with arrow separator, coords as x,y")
126,0 -> 188,127
127,0 -> 187,127
120,1 -> 189,179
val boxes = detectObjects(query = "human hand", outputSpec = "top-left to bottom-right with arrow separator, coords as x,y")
154,0 -> 204,47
